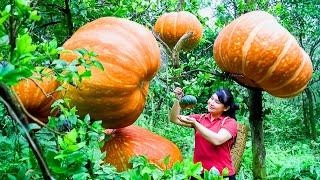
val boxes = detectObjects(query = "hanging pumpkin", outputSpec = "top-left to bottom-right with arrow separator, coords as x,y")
12,75 -> 60,122
179,95 -> 197,109
154,11 -> 203,51
102,125 -> 182,171
213,11 -> 313,98
60,17 -> 160,128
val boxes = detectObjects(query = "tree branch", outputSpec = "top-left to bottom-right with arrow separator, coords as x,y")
309,37 -> 320,61
0,83 -> 54,179
36,21 -> 62,29
64,0 -> 74,37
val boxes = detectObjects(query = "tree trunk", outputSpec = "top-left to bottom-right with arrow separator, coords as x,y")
248,89 -> 266,179
302,95 -> 311,137
64,0 -> 73,37
304,87 -> 317,140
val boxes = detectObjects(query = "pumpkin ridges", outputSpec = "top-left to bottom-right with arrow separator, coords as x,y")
102,90 -> 145,128
102,126 -> 182,171
257,41 -> 303,89
12,76 -> 59,122
213,11 -> 313,97
63,30 -> 148,81
268,49 -> 308,91
269,56 -> 313,97
244,25 -> 292,84
222,11 -> 275,74
62,17 -> 160,128
225,14 -> 246,74
255,35 -> 293,84
63,18 -> 160,81
154,11 -> 203,50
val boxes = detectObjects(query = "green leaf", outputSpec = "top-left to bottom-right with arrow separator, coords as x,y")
7,174 -> 16,180
66,142 -> 86,152
27,123 -> 41,131
84,114 -> 90,123
221,168 -> 229,176
93,60 -> 104,71
29,10 -> 41,21
0,61 -> 15,78
58,136 -> 67,149
15,34 -> 37,59
80,70 -> 91,78
0,14 -> 10,25
163,155 -> 170,167
0,35 -> 9,47
64,129 -> 78,145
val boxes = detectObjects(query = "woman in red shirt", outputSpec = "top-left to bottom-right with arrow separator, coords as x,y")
169,87 -> 239,180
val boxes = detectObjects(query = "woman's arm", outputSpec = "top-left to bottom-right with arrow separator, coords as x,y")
169,100 -> 193,128
181,117 -> 233,145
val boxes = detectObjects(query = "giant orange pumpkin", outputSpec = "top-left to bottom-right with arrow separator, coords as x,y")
102,125 -> 182,171
60,17 -> 160,128
12,76 -> 60,122
214,11 -> 313,98
154,11 -> 203,51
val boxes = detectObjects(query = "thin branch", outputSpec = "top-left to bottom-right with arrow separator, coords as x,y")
0,83 -> 54,179
12,90 -> 63,135
24,77 -> 55,98
172,32 -> 193,68
36,21 -> 62,29
309,37 -> 320,61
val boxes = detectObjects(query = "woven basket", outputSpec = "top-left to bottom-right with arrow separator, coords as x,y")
231,123 -> 249,173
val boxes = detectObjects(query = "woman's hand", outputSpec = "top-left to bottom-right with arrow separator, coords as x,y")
177,115 -> 196,127
174,87 -> 184,100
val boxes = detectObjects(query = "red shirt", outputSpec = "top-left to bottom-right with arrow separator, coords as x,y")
189,113 -> 238,176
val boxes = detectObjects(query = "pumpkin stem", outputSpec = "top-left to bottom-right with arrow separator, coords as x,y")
172,32 -> 193,68
152,30 -> 173,55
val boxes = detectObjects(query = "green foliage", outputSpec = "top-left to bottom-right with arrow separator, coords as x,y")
1,0 -> 320,179
120,156 -> 225,180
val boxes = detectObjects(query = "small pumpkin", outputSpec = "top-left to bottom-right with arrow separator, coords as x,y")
60,17 -> 160,128
179,95 -> 197,109
213,11 -> 313,98
102,125 -> 183,171
154,11 -> 203,51
12,75 -> 60,122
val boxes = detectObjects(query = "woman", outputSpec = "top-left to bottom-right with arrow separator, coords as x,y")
169,87 -> 239,179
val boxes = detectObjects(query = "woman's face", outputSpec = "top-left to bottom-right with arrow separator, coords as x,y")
207,94 -> 229,115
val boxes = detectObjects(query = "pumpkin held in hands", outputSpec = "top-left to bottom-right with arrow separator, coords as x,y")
179,95 -> 197,109
213,11 -> 313,98
60,17 -> 160,129
12,76 -> 60,122
154,11 -> 203,51
102,125 -> 183,171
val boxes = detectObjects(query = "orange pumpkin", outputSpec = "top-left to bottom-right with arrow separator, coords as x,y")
12,76 -> 60,122
60,17 -> 160,128
154,11 -> 203,51
102,125 -> 182,171
214,11 -> 313,98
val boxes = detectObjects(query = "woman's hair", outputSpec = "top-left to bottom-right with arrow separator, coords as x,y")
215,89 -> 239,119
